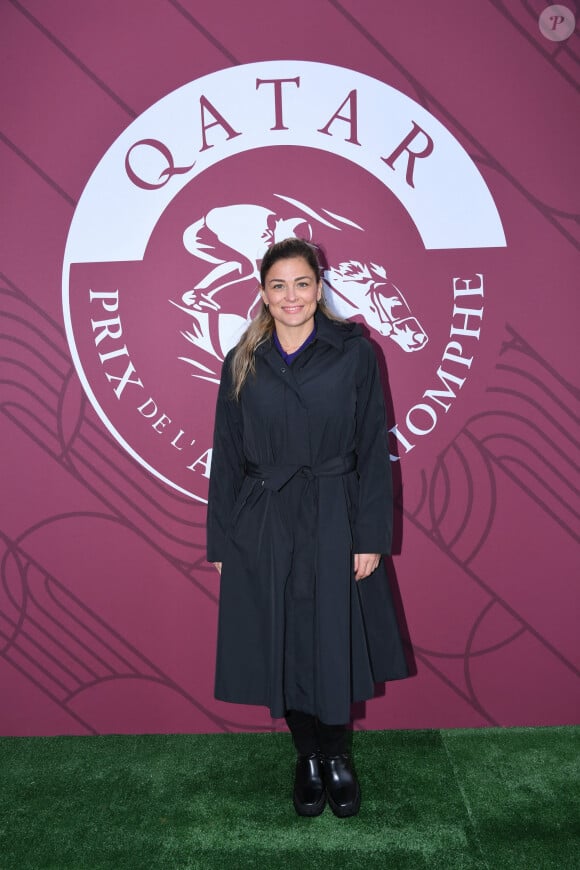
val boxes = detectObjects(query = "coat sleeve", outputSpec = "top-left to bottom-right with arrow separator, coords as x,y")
353,339 -> 393,555
206,350 -> 245,562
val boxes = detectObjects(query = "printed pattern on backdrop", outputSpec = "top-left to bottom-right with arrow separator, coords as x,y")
1,0 -> 578,735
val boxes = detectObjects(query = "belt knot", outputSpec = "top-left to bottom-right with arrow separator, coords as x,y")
246,452 -> 356,491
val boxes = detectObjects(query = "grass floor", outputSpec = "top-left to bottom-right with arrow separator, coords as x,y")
0,727 -> 578,869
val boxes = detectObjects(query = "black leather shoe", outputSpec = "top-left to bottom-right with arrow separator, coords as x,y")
321,754 -> 361,818
293,753 -> 326,816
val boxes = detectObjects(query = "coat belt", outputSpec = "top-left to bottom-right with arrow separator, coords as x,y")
246,452 -> 356,491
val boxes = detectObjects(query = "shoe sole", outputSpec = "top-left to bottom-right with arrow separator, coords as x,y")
293,791 -> 326,817
327,787 -> 361,818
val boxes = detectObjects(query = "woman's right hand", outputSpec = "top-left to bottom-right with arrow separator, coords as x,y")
213,562 -> 222,574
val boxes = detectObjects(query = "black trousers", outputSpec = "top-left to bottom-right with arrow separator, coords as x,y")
285,709 -> 350,756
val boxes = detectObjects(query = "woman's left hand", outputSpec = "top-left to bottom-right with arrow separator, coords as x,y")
353,553 -> 380,581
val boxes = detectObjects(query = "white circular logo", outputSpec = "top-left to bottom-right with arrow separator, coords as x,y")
539,5 -> 576,41
63,61 -> 506,502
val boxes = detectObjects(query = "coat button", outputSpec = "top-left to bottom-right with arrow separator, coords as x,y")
280,367 -> 286,373
261,480 -> 265,486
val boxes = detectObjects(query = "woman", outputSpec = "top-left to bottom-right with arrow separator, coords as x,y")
207,238 -> 408,818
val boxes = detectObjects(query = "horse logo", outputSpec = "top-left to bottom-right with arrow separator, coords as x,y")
170,196 -> 428,382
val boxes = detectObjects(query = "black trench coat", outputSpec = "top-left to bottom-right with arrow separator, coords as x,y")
207,311 -> 408,724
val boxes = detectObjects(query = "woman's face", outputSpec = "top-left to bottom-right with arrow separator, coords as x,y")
260,256 -> 321,335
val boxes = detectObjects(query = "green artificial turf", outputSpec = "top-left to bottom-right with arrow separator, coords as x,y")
0,727 -> 578,869
442,727 -> 580,869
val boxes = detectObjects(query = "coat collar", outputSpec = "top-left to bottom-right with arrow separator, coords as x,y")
255,310 -> 359,357
315,310 -> 363,346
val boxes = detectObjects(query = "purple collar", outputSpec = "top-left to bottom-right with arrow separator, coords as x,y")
273,324 -> 317,365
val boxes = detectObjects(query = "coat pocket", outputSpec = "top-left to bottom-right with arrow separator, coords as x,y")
228,477 -> 263,536
342,471 -> 359,541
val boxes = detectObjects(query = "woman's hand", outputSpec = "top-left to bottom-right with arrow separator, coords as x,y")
353,553 -> 380,581
213,562 -> 222,574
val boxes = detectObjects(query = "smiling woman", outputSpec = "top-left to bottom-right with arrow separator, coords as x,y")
260,256 -> 321,348
207,237 -> 409,818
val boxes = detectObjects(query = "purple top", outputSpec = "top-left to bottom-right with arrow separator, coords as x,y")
273,324 -> 317,365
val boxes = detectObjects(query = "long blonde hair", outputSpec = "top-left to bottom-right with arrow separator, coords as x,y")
230,239 -> 342,398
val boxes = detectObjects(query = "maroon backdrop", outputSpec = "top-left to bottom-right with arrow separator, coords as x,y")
1,0 -> 579,736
